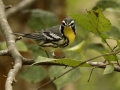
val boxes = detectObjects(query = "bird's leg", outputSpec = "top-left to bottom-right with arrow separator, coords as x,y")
52,51 -> 65,59
45,50 -> 49,58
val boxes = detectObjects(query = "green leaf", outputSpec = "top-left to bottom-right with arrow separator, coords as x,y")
49,66 -> 80,90
103,51 -> 117,61
116,39 -> 120,49
0,41 -> 28,52
16,41 -> 28,51
87,43 -> 105,52
70,13 -> 96,33
65,40 -> 85,52
33,56 -> 89,67
27,9 -> 58,31
0,42 -> 7,50
100,33 -> 110,39
28,44 -> 47,59
89,8 -> 111,32
93,1 -> 120,10
103,64 -> 114,75
100,33 -> 111,43
20,66 -> 47,83
70,8 -> 111,34
107,26 -> 120,39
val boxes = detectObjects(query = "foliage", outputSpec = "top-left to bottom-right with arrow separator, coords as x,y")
49,66 -> 80,90
103,64 -> 114,75
18,3 -> 120,90
93,0 -> 120,10
20,66 -> 47,83
0,0 -> 120,90
28,44 -> 47,59
0,41 -> 28,52
27,9 -> 58,31
70,8 -> 111,33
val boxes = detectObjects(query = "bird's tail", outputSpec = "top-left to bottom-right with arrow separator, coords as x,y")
13,33 -> 33,38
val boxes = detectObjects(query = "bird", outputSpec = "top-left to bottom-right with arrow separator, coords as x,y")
13,18 -> 76,57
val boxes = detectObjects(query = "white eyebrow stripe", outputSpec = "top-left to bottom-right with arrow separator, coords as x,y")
62,20 -> 66,25
62,20 -> 66,23
69,20 -> 75,25
71,20 -> 74,23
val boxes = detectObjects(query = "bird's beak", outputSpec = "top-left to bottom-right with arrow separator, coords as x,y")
66,24 -> 71,27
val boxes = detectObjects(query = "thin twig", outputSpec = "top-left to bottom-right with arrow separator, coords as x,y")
0,49 -> 9,56
5,5 -> 12,11
113,45 -> 117,50
6,0 -> 36,17
0,59 -> 9,66
87,67 -> 96,82
37,77 -> 57,90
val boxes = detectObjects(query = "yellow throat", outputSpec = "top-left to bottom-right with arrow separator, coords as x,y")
63,27 -> 75,45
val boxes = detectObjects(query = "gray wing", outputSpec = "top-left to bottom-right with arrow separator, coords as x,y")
36,25 -> 63,41
14,25 -> 63,41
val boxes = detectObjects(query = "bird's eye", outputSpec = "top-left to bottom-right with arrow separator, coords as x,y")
70,23 -> 74,26
62,22 -> 66,26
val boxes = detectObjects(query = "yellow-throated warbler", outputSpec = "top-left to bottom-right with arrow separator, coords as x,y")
14,18 -> 76,52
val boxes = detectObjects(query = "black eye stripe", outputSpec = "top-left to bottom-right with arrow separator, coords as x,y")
70,23 -> 74,25
62,22 -> 65,25
62,20 -> 75,26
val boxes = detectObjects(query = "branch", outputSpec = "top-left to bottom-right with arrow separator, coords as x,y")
6,0 -> 36,18
22,58 -> 68,66
36,50 -> 120,89
87,62 -> 120,72
22,51 -> 120,72
23,59 -> 120,72
5,5 -> 12,11
0,49 -> 9,56
0,0 -> 23,90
